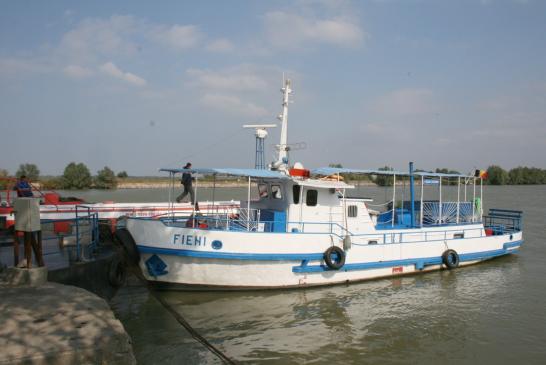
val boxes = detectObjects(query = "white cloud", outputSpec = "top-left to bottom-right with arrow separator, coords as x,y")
59,15 -> 140,63
149,24 -> 202,51
264,11 -> 365,48
186,66 -> 268,91
206,38 -> 234,52
99,62 -> 146,86
372,88 -> 438,117
201,94 -> 268,117
63,64 -> 94,79
0,57 -> 50,76
58,15 -> 202,63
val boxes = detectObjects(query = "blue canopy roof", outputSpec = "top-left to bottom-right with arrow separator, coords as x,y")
311,167 -> 474,179
159,167 -> 289,179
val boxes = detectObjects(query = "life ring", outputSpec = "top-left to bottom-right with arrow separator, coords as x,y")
324,246 -> 346,270
442,249 -> 460,269
108,256 -> 126,287
114,228 -> 140,266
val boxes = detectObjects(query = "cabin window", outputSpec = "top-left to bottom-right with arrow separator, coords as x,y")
348,205 -> 358,217
454,233 -> 464,239
293,185 -> 301,204
306,190 -> 318,206
258,184 -> 268,198
271,185 -> 283,199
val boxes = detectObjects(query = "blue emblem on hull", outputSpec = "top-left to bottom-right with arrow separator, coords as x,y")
211,240 -> 223,250
145,254 -> 168,277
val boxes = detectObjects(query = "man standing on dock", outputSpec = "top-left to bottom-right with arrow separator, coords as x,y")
176,163 -> 195,205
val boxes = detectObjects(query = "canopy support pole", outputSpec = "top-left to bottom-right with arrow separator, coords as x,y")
212,174 -> 217,215
409,162 -> 415,228
192,177 -> 198,217
168,172 -> 174,219
439,177 -> 442,224
472,178 -> 476,222
420,176 -> 424,227
456,177 -> 461,224
247,176 -> 251,231
391,174 -> 396,227
480,177 -> 483,222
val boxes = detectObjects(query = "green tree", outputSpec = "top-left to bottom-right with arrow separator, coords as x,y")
434,168 -> 461,185
95,166 -> 117,189
16,163 -> 40,180
374,166 -> 394,186
117,171 -> 128,178
62,162 -> 92,189
0,169 -> 9,190
487,165 -> 508,185
507,166 -> 546,185
40,177 -> 63,189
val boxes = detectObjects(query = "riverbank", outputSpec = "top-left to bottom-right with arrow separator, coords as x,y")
116,180 -> 249,189
0,281 -> 135,364
32,176 -> 379,190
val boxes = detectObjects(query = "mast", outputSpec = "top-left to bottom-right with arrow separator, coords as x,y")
275,78 -> 292,169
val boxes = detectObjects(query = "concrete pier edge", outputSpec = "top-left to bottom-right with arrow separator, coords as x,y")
0,281 -> 136,365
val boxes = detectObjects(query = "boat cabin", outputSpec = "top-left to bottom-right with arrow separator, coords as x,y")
159,163 -> 489,237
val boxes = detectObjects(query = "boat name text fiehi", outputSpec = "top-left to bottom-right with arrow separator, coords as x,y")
173,234 -> 207,246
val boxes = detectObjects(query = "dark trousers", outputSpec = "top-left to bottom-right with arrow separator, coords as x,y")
176,185 -> 195,204
13,231 -> 44,268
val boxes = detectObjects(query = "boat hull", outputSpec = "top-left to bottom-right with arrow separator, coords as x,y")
126,219 -> 522,290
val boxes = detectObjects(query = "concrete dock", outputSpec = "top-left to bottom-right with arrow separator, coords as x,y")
0,281 -> 136,365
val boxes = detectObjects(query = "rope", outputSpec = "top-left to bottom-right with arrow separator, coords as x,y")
128,265 -> 237,364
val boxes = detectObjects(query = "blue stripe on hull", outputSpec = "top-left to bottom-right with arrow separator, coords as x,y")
136,245 -> 324,261
136,240 -> 522,273
293,240 -> 522,273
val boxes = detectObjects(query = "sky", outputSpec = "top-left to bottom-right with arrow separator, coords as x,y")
1,0 -> 545,176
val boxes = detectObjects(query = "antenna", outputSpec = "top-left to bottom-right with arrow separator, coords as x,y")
243,124 -> 277,169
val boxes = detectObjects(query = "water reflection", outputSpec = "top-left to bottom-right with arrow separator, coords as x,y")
141,257 -> 521,364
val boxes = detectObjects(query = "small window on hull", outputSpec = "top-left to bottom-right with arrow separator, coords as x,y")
306,190 -> 318,206
293,185 -> 301,204
454,233 -> 464,239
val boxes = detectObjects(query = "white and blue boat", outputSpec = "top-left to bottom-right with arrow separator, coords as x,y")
117,79 -> 523,289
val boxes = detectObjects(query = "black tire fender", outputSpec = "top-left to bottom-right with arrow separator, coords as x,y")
108,255 -> 127,287
442,249 -> 460,269
114,228 -> 140,266
324,246 -> 346,270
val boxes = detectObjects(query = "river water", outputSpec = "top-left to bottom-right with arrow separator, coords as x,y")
89,185 -> 546,364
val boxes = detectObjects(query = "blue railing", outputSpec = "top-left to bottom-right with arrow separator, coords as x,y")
143,214 -> 505,247
39,205 -> 99,262
483,209 -> 523,235
350,226 -> 487,245
156,214 -> 351,236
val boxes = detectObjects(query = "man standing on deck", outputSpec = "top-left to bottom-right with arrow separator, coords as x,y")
176,163 -> 195,205
14,175 -> 33,197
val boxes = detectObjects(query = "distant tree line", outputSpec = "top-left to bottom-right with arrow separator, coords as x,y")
328,163 -> 546,186
486,165 -> 546,185
2,162 -> 545,191
0,163 -> 128,190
